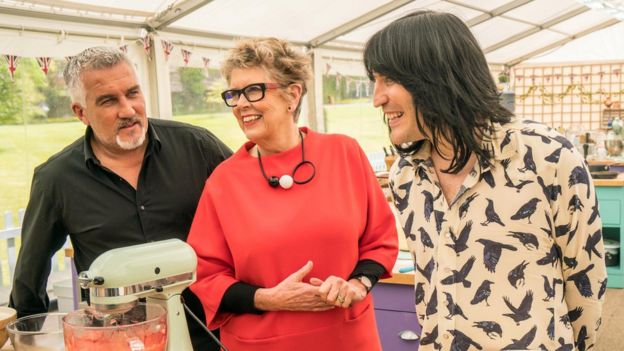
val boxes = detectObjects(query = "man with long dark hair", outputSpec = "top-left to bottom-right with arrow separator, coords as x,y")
365,11 -> 606,350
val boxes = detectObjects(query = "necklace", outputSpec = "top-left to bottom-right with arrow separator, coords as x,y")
256,130 -> 316,189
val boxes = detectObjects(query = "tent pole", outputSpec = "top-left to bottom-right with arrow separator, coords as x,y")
305,48 -> 325,133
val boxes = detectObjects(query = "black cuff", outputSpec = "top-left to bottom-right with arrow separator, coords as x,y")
219,282 -> 264,315
348,259 -> 386,288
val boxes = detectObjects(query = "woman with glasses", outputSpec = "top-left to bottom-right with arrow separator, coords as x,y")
187,37 -> 398,350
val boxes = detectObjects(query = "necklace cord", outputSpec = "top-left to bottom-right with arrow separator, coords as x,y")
256,130 -> 316,188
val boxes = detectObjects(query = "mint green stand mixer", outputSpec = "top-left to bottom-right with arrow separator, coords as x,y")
77,239 -> 197,351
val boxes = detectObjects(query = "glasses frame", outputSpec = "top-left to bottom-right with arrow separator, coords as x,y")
221,82 -> 282,107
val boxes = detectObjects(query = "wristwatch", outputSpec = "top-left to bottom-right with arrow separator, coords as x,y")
356,275 -> 373,293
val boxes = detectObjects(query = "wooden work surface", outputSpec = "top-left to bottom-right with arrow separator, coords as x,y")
380,272 -> 414,285
594,172 -> 624,186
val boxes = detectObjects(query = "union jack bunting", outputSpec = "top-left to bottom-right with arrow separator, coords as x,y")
118,45 -> 128,54
202,57 -> 210,69
181,49 -> 192,66
141,34 -> 152,61
4,55 -> 18,81
161,40 -> 174,61
36,57 -> 52,75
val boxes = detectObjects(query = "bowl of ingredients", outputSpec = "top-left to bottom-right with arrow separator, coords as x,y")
63,303 -> 167,351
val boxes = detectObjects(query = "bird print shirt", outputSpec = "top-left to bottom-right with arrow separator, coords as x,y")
390,118 -> 606,351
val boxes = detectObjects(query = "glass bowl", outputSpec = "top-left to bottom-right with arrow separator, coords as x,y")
7,312 -> 66,351
63,303 -> 167,351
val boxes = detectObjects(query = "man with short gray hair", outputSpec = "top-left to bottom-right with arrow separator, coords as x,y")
9,46 -> 231,350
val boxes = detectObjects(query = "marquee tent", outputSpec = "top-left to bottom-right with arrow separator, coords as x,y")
1,0 -> 622,126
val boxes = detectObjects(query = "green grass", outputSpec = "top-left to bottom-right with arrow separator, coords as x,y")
0,122 -> 85,228
173,112 -> 248,150
0,103 -> 388,228
323,102 -> 390,152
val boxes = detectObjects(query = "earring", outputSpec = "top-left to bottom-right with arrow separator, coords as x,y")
287,106 -> 292,111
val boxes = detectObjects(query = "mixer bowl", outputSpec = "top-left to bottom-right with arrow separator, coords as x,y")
7,312 -> 66,351
63,303 -> 167,351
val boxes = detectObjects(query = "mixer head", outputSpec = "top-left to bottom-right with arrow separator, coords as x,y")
78,239 -> 197,312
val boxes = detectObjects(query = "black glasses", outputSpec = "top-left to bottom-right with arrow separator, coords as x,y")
221,83 -> 282,107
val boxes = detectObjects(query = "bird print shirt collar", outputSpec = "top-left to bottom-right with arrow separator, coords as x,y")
390,118 -> 606,351
395,122 -> 519,208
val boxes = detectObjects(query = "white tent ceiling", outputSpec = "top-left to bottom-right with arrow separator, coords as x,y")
0,0 -> 622,67
1,0 -> 622,126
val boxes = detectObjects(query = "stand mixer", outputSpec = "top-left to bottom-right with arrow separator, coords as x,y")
77,239 -> 197,351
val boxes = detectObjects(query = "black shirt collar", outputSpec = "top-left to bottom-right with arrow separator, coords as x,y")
83,120 -> 161,168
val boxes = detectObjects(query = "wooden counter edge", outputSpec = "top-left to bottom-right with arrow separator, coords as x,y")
380,272 -> 414,285
594,178 -> 624,186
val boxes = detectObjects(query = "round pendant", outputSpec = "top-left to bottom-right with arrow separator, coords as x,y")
279,175 -> 294,189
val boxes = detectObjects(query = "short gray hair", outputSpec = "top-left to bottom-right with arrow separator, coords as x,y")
63,46 -> 136,105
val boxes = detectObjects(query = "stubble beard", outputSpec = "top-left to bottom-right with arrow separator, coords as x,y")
115,118 -> 147,150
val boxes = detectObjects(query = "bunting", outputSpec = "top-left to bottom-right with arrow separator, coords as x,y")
141,33 -> 152,61
4,55 -> 18,81
36,57 -> 51,75
181,49 -> 192,66
118,44 -> 128,54
161,40 -> 174,61
202,57 -> 211,69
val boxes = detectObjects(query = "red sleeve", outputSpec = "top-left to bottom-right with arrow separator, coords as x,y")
187,181 -> 238,329
353,142 -> 398,279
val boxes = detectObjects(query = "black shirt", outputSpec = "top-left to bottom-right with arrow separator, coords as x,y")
9,118 -> 232,350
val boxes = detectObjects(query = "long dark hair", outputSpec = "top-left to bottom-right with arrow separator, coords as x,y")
364,10 -> 512,173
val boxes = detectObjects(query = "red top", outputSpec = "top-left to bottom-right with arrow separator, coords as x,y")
188,128 -> 398,351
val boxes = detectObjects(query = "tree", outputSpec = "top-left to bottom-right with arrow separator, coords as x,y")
204,78 -> 229,113
173,67 -> 209,114
0,61 -> 25,124
0,58 -> 47,124
39,59 -> 72,120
